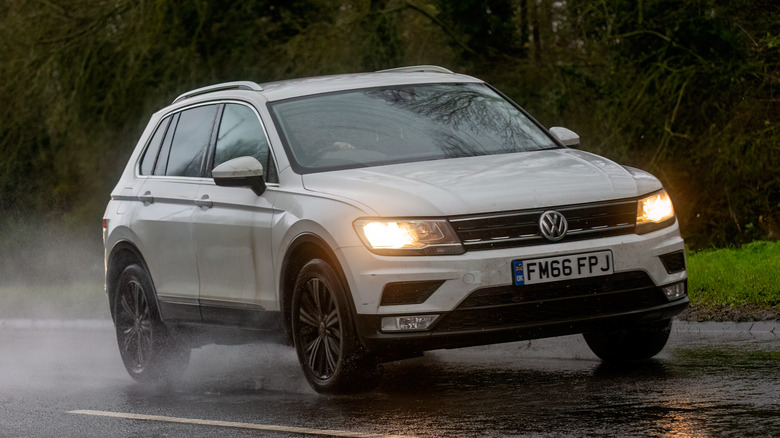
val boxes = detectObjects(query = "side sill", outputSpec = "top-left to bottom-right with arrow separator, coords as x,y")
158,298 -> 285,332
158,298 -> 201,323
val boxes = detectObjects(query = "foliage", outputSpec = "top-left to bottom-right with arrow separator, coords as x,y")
0,0 -> 777,249
560,0 -> 780,249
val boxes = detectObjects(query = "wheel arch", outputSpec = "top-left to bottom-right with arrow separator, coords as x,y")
279,233 -> 357,344
106,240 -> 152,321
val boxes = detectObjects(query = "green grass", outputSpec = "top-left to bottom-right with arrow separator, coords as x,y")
687,241 -> 780,309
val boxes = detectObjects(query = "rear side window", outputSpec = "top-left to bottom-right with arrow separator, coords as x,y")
153,114 -> 178,176
139,117 -> 171,175
214,104 -> 278,183
166,105 -> 219,177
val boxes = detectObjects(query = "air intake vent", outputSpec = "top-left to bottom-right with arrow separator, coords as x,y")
381,280 -> 444,306
659,251 -> 686,274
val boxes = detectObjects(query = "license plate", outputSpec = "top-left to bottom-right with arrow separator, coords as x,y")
512,250 -> 613,286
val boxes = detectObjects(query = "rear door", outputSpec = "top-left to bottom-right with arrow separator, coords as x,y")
132,104 -> 219,322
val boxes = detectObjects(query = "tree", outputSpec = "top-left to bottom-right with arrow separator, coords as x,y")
0,0 -> 777,249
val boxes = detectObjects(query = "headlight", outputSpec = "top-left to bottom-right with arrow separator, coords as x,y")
354,219 -> 464,256
636,190 -> 676,234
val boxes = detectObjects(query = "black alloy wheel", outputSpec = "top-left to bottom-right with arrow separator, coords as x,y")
291,259 -> 381,394
116,275 -> 154,375
297,276 -> 343,380
113,264 -> 189,382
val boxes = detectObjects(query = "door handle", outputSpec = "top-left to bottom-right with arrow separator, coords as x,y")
195,195 -> 213,209
138,191 -> 154,205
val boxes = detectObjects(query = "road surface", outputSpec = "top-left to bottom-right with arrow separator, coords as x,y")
0,320 -> 777,437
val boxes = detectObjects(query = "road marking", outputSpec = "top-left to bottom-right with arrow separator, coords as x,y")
69,410 -> 413,437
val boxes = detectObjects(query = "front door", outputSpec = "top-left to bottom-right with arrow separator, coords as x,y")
192,102 -> 280,327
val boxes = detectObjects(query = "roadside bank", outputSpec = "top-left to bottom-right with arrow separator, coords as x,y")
678,304 -> 780,322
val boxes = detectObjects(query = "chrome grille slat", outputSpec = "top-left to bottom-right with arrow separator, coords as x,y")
463,235 -> 543,247
450,200 -> 637,251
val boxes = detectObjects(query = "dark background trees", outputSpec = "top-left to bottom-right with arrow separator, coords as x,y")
1,0 -> 777,253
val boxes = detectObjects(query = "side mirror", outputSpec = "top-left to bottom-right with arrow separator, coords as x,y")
549,127 -> 580,147
212,156 -> 267,196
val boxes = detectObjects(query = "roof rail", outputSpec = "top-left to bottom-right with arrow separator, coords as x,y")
376,65 -> 454,74
173,81 -> 263,104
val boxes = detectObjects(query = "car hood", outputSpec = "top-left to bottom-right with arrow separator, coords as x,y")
301,149 -> 662,216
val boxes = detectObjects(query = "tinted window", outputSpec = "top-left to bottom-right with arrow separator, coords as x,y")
269,83 -> 558,173
154,113 -> 178,176
214,104 -> 277,183
139,117 -> 171,175
166,105 -> 218,177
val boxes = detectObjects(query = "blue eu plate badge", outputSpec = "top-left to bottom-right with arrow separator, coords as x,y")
513,260 -> 525,285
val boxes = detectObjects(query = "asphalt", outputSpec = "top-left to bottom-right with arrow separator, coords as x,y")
0,318 -> 776,333
1,318 -> 777,437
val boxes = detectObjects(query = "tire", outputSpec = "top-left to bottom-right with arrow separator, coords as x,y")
583,319 -> 672,362
113,264 -> 190,383
291,259 -> 382,394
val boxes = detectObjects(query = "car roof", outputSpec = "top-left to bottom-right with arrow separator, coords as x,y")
172,66 -> 484,105
259,68 -> 483,102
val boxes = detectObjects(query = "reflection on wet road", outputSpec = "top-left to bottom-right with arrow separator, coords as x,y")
329,330 -> 779,437
0,323 -> 777,437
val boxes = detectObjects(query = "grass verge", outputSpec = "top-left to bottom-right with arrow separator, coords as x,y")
683,241 -> 780,321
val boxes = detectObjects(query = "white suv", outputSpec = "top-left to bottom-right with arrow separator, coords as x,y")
103,66 -> 688,393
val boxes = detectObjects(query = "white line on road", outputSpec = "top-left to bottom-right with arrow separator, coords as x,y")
69,409 -> 414,437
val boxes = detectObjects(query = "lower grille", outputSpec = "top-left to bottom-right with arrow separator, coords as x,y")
435,272 -> 666,332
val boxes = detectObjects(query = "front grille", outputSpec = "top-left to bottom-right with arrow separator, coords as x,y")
434,272 -> 666,332
449,199 -> 637,251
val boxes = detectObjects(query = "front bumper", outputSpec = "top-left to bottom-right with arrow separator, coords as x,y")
356,277 -> 688,360
337,221 -> 688,359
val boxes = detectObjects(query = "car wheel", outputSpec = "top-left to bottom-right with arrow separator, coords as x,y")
583,319 -> 672,362
291,259 -> 381,394
113,264 -> 190,383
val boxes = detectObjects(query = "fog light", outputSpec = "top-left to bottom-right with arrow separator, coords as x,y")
381,315 -> 439,332
662,282 -> 687,300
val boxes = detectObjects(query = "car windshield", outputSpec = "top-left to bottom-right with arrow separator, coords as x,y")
269,83 -> 559,172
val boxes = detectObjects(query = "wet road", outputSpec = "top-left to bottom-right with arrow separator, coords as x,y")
0,321 -> 777,437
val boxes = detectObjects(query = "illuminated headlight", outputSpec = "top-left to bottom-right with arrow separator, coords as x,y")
636,190 -> 676,234
381,315 -> 439,332
354,219 -> 464,256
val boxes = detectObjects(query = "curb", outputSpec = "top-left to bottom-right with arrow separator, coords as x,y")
673,320 -> 777,334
